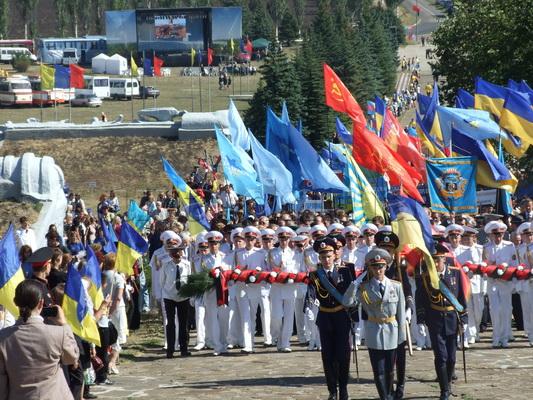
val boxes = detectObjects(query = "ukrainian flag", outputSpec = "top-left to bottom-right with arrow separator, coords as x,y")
80,245 -> 104,310
99,217 -> 117,254
500,89 -> 533,147
474,77 -> 507,118
374,96 -> 386,135
0,224 -> 24,317
115,221 -> 148,276
421,82 -> 443,142
63,264 -> 101,346
388,194 -> 439,290
416,112 -> 446,157
162,157 -> 210,236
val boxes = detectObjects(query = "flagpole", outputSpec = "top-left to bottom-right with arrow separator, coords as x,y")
191,50 -> 195,112
198,60 -> 203,112
142,51 -> 146,110
208,67 -> 212,112
130,51 -> 134,121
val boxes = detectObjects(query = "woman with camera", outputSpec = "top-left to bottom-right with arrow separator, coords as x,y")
0,280 -> 79,400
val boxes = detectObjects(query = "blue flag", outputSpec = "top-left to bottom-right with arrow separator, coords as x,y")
417,93 -> 432,115
426,156 -> 478,214
266,107 -> 304,190
335,117 -> 353,146
99,218 -> 117,253
451,128 -> 511,181
437,106 -> 506,146
0,224 -> 25,317
249,129 -> 296,204
127,200 -> 150,232
215,126 -> 264,204
143,58 -> 153,77
455,88 -> 474,109
54,65 -> 70,89
228,99 -> 251,151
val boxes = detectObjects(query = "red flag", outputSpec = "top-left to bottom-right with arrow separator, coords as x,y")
245,39 -> 253,55
153,55 -> 164,77
69,64 -> 85,89
382,108 -> 426,182
323,63 -> 366,133
412,4 -> 421,13
207,48 -> 214,66
353,126 -> 424,203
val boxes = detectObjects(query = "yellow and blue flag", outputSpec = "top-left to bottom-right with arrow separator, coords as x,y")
63,264 -> 101,346
127,200 -> 150,232
99,217 -> 117,254
191,48 -> 196,67
115,220 -> 148,276
500,89 -> 533,147
416,112 -> 446,157
421,81 -> 443,142
0,224 -> 25,317
374,96 -> 386,135
455,88 -> 475,109
80,245 -> 104,310
162,157 -> 210,236
40,64 -> 55,90
388,194 -> 439,290
474,77 -> 507,118
131,54 -> 138,76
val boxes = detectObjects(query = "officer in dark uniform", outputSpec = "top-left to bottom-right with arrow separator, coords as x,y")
26,247 -> 55,307
375,230 -> 413,400
306,237 -> 353,400
415,244 -> 468,400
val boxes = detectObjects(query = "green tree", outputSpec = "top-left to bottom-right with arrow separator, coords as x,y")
278,10 -> 298,46
0,0 -> 8,39
244,43 -> 302,142
268,0 -> 288,41
18,0 -> 38,38
293,0 -> 306,37
430,0 -> 533,102
248,3 -> 275,40
55,0 -> 68,36
368,20 -> 396,95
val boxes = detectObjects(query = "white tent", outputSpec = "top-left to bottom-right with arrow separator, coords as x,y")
91,53 -> 109,74
105,53 -> 128,75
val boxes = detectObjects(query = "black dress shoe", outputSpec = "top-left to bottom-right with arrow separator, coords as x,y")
84,393 -> 98,399
181,351 -> 192,357
327,393 -> 338,400
166,352 -> 174,359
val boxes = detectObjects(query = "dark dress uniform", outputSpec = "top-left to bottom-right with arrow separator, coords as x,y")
26,247 -> 55,307
415,253 -> 468,400
306,238 -> 353,400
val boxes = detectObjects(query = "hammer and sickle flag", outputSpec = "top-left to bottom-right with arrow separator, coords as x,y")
323,63 -> 366,133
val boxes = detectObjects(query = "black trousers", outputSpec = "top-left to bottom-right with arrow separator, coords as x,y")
95,326 -> 110,383
368,348 -> 397,378
429,329 -> 457,370
396,341 -> 406,385
164,298 -> 190,354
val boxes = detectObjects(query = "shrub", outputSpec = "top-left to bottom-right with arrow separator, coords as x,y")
12,53 -> 32,72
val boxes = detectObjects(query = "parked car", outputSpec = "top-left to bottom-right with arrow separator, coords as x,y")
71,94 -> 102,107
139,86 -> 160,99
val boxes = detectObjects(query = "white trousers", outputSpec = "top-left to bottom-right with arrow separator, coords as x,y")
271,297 -> 296,350
204,289 -> 229,353
519,284 -> 533,342
305,303 -> 321,349
466,293 -> 484,342
487,280 -> 513,345
227,291 -> 243,347
194,296 -> 210,347
294,297 -> 308,343
259,290 -> 272,345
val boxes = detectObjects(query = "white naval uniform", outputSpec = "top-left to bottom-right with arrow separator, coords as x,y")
149,246 -> 177,349
269,246 -> 301,350
484,240 -> 517,346
341,246 -> 361,266
517,243 -> 533,344
294,247 -> 310,344
454,244 -> 485,342
234,248 -> 271,351
203,251 -> 230,354
191,253 -> 211,349
224,249 -> 243,348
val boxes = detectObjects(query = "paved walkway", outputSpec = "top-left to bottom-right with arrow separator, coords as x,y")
90,315 -> 533,399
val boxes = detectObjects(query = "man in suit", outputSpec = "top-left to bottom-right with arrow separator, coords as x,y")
416,244 -> 468,400
344,248 -> 406,400
306,237 -> 353,400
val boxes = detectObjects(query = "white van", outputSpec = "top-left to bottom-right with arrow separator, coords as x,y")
0,47 -> 37,63
75,75 -> 110,99
109,78 -> 140,100
62,48 -> 79,65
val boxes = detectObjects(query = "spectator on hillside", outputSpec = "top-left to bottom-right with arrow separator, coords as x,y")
15,216 -> 37,251
109,190 -> 120,213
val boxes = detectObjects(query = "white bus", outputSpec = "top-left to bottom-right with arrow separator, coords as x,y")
0,47 -> 37,63
75,75 -> 110,99
109,78 -> 140,100
0,76 -> 32,106
35,36 -> 106,65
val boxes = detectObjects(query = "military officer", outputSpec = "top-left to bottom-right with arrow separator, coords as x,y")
516,222 -> 533,346
306,237 -> 353,400
304,225 -> 328,268
191,233 -> 210,350
341,226 -> 361,266
344,248 -> 406,400
483,220 -> 517,348
354,223 -> 378,269
415,244 -> 468,400
375,231 -> 412,400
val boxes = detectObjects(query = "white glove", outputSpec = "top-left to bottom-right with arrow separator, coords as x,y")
463,324 -> 468,334
405,308 -> 412,323
417,323 -> 426,337
305,308 -> 315,322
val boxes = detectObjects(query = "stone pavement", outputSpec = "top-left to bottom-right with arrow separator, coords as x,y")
90,316 -> 533,400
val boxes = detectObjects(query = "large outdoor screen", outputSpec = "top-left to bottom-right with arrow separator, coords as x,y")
136,9 -> 208,52
211,7 -> 242,44
105,10 -> 137,53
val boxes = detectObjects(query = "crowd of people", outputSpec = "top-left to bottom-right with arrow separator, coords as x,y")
1,181 -> 533,399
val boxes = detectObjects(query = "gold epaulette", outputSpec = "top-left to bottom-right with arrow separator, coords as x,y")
360,282 -> 371,305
